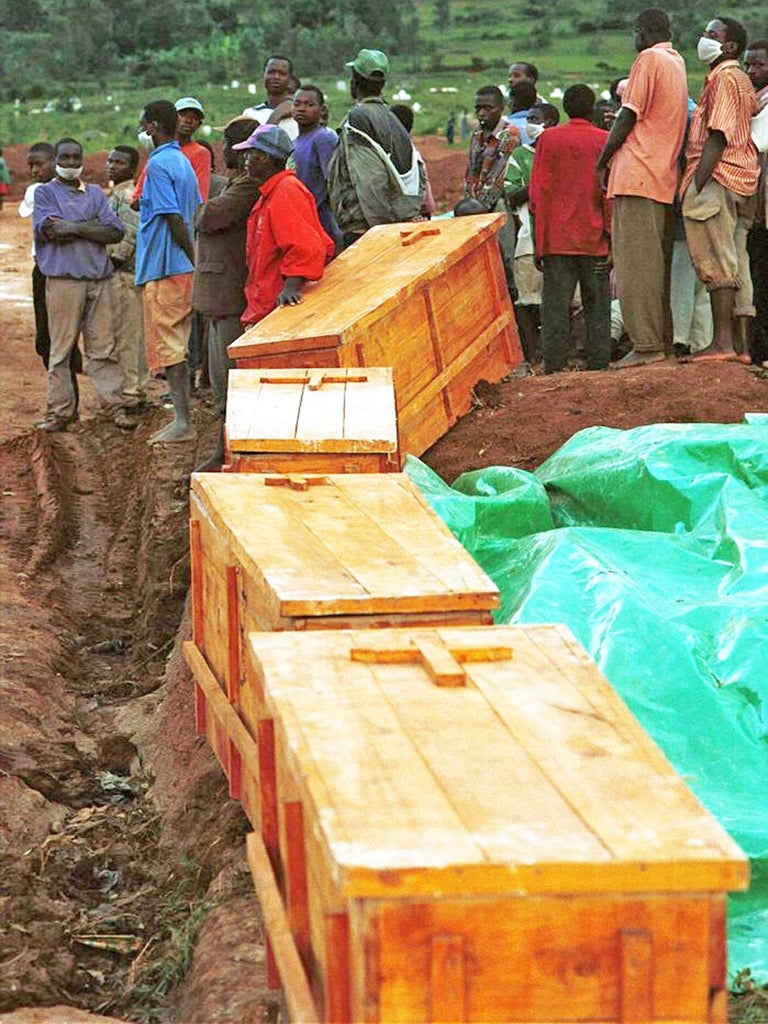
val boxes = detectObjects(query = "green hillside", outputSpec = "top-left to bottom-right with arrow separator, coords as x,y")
1,0 -> 766,145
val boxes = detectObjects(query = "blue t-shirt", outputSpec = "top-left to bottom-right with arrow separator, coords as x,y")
33,180 -> 123,280
291,126 -> 342,245
135,140 -> 201,286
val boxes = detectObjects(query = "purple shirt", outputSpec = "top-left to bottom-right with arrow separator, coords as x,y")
291,125 -> 342,245
33,179 -> 123,280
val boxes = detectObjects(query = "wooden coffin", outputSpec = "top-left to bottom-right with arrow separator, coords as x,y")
235,624 -> 748,1024
189,472 -> 499,696
224,367 -> 399,474
227,215 -> 522,457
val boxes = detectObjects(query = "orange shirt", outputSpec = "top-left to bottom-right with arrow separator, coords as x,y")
607,42 -> 688,204
681,60 -> 758,198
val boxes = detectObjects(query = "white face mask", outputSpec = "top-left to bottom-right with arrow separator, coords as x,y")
56,164 -> 83,181
527,122 -> 545,141
136,130 -> 155,150
697,36 -> 723,63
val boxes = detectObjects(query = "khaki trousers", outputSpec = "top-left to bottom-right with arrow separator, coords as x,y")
612,195 -> 674,354
111,270 -> 148,398
45,277 -> 124,420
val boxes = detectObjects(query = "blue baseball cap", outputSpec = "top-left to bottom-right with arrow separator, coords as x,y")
175,97 -> 205,118
232,124 -> 294,160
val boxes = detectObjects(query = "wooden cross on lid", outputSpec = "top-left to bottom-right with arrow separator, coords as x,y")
259,371 -> 370,391
399,226 -> 441,247
350,633 -> 513,687
264,474 -> 329,492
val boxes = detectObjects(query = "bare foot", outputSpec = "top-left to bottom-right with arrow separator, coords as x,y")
148,420 -> 196,445
611,350 -> 665,369
689,343 -> 750,364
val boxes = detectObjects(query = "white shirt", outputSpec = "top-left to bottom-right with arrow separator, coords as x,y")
19,182 -> 41,256
241,101 -> 299,140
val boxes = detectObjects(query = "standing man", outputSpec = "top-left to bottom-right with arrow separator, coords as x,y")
596,7 -> 688,367
505,102 -> 561,364
744,38 -> 768,366
465,85 -> 520,297
681,17 -> 758,362
192,117 -> 260,470
508,62 -> 541,99
242,55 -> 299,140
32,137 -> 133,432
106,145 -> 148,410
175,97 -> 211,201
328,48 -> 424,247
233,125 -> 335,326
290,85 -> 343,249
530,86 -> 612,374
19,141 -> 83,409
135,100 -> 201,444
506,79 -> 538,145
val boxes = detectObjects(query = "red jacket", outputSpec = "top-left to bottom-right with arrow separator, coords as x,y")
243,169 -> 334,326
529,119 -> 611,257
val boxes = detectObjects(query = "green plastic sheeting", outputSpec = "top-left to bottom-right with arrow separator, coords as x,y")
406,421 -> 768,983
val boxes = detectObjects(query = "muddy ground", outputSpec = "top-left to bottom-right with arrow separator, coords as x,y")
2,149 -> 768,1022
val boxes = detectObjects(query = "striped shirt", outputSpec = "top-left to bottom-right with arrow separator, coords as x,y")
681,59 -> 758,198
465,120 -> 521,210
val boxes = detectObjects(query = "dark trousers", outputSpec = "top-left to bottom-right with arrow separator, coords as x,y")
33,263 -> 82,411
540,255 -> 611,373
748,223 -> 768,365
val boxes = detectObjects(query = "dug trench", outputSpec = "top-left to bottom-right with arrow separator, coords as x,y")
0,416 -> 275,1023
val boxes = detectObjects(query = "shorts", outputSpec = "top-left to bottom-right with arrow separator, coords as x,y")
683,178 -> 756,315
141,273 -> 193,375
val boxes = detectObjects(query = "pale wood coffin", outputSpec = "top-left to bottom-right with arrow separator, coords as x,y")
224,367 -> 399,474
226,215 -> 522,457
236,624 -> 748,1024
189,472 -> 499,697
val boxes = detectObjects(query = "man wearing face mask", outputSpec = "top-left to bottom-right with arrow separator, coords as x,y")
32,137 -> 135,433
596,7 -> 688,368
681,18 -> 759,362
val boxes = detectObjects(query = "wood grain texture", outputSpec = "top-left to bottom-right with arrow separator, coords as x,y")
246,832 -> 319,1022
226,215 -> 522,456
190,473 -> 498,625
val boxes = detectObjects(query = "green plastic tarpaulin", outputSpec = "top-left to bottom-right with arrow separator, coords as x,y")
406,421 -> 768,982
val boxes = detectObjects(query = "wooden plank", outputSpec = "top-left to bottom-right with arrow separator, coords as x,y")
183,641 -> 261,782
192,473 -> 497,620
284,800 -> 312,971
429,934 -> 466,1022
468,626 -> 749,883
376,894 -> 712,1022
225,452 -> 393,475
324,912 -> 351,1024
707,897 -> 727,1023
619,928 -> 654,1022
189,518 -> 204,648
228,215 -> 506,358
295,375 -> 346,444
226,371 -> 302,450
342,368 -> 398,454
245,832 -> 320,1023
258,717 -> 280,878
225,565 -> 241,708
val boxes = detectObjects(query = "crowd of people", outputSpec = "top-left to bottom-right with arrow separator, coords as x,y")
14,10 -> 768,466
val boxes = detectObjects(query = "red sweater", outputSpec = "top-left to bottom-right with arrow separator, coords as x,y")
242,170 -> 334,326
529,119 -> 611,257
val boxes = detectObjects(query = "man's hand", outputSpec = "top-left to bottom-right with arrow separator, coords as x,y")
43,218 -> 78,241
276,276 -> 305,306
534,253 -> 543,273
268,99 -> 294,124
506,186 -> 528,210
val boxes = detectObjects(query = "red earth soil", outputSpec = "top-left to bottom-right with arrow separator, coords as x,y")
1,161 -> 767,1022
